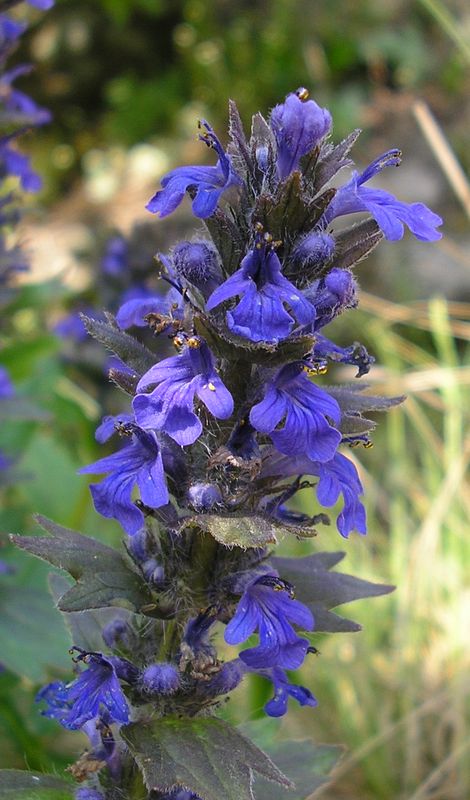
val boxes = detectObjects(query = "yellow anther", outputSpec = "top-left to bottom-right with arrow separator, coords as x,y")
173,334 -> 185,348
255,222 -> 264,232
296,87 -> 310,101
349,441 -> 360,448
264,232 -> 273,243
363,440 -> 374,449
208,382 -> 216,391
187,336 -> 202,349
317,365 -> 328,375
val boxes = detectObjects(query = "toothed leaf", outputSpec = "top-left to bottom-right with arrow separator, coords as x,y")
81,313 -> 155,375
314,129 -> 361,189
0,771 -> 74,800
271,552 -> 394,633
11,515 -> 153,613
122,716 -> 291,800
244,719 -> 344,799
333,219 -> 383,269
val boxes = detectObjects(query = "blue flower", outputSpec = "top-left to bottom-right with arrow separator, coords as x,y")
224,574 -> 314,670
133,337 -> 233,446
263,667 -> 318,717
250,362 -> 341,463
324,149 -> 443,241
206,237 -> 315,343
27,0 -> 55,8
54,308 -> 100,341
1,65 -> 51,128
94,413 -> 134,444
305,267 -> 357,330
0,18 -> 27,48
0,559 -> 14,575
0,366 -> 14,398
0,139 -> 42,192
262,450 -> 366,538
316,452 -> 366,537
313,333 -> 373,377
270,88 -> 332,179
146,120 -> 241,219
79,423 -> 169,536
36,652 -> 130,730
101,235 -> 128,276
116,285 -> 182,330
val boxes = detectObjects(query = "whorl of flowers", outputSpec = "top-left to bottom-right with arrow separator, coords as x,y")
20,88 -> 441,799
0,1 -> 52,504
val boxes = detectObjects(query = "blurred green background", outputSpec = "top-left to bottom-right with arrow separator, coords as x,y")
1,0 -> 469,798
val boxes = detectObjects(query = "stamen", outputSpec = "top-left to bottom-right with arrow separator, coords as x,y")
295,87 -> 310,101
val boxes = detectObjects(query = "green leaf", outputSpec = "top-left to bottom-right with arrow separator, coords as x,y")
314,129 -> 361,189
253,173 -> 336,245
243,719 -> 343,799
0,398 -> 50,422
11,515 -> 153,614
0,583 -> 71,680
180,512 -> 316,549
333,219 -> 383,269
122,715 -> 292,800
0,770 -> 74,800
204,208 -> 246,275
81,313 -> 155,376
271,552 -> 394,633
48,572 -> 133,652
328,385 -> 406,440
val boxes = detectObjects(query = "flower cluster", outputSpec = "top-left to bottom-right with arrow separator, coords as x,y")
0,0 -> 52,491
0,0 -> 53,289
30,89 -> 440,799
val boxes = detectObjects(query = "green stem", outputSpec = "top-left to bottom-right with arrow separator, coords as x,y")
189,530 -> 219,608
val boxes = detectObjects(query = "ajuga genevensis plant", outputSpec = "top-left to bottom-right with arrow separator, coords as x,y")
10,67 -> 442,800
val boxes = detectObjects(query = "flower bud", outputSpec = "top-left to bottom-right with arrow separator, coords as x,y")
172,241 -> 221,297
127,529 -> 153,564
255,145 -> 269,172
306,267 -> 357,329
108,656 -> 139,684
142,558 -> 165,585
202,659 -> 246,697
75,789 -> 105,800
292,231 -> 335,273
140,662 -> 180,695
187,482 -> 222,512
102,618 -> 134,650
270,90 -> 332,179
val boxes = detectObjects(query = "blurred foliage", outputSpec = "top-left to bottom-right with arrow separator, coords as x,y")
11,0 -> 469,199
